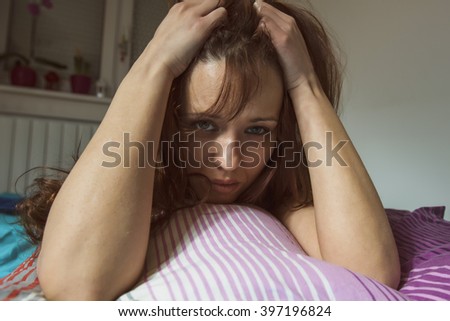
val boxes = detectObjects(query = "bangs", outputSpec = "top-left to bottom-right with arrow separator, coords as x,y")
174,58 -> 262,137
201,55 -> 262,122
178,54 -> 281,125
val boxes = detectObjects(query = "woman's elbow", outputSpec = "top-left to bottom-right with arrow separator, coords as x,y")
37,263 -> 118,300
369,252 -> 401,289
373,266 -> 401,289
39,274 -> 111,301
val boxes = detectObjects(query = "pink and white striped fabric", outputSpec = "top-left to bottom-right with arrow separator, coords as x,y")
119,204 -> 408,300
387,207 -> 450,300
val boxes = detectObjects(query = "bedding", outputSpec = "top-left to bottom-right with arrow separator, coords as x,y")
0,213 -> 37,279
0,193 -> 22,214
0,193 -> 37,279
0,203 -> 449,301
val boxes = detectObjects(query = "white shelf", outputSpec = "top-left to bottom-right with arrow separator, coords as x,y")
0,84 -> 111,122
0,84 -> 111,104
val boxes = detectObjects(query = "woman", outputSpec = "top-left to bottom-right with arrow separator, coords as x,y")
18,0 -> 400,300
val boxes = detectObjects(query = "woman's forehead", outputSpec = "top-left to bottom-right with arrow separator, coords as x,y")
185,60 -> 225,112
184,59 -> 284,117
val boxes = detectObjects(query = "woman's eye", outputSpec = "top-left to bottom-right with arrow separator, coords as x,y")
194,120 -> 216,131
246,126 -> 269,135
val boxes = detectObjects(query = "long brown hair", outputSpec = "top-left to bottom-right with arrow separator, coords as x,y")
17,0 -> 342,244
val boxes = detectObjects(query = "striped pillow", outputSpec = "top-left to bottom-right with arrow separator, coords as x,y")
121,204 -> 408,300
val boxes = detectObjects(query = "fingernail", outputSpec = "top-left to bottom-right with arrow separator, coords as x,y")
253,0 -> 262,12
259,20 -> 266,30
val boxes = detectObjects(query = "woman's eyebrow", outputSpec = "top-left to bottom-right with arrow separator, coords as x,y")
181,113 -> 278,123
181,113 -> 221,119
249,117 -> 278,123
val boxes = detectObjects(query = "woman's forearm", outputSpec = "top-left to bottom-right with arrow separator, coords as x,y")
290,80 -> 400,287
37,0 -> 228,299
37,55 -> 174,300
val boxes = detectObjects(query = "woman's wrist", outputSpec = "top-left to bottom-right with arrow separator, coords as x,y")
288,75 -> 329,113
128,43 -> 176,85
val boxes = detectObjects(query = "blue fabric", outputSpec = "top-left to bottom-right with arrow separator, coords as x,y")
0,193 -> 22,214
0,193 -> 37,278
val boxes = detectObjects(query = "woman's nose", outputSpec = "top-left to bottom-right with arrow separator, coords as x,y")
208,134 -> 241,171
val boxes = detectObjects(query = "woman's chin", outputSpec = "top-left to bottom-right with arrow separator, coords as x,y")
189,180 -> 242,204
205,198 -> 235,205
205,193 -> 238,204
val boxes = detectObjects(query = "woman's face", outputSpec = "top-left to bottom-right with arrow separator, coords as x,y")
181,59 -> 284,203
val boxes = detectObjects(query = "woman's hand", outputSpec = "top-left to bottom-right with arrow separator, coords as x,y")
255,1 -> 316,93
143,0 -> 227,78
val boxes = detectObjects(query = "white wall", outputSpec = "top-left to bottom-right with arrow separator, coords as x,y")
309,0 -> 450,219
131,0 -> 168,63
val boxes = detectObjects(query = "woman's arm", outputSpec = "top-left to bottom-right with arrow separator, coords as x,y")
258,2 -> 400,288
37,1 -> 227,300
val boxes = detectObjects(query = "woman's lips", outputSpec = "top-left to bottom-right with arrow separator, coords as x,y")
210,179 -> 240,193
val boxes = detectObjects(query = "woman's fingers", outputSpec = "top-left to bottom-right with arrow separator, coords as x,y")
197,0 -> 222,14
259,2 -> 292,26
201,6 -> 227,32
255,1 -> 316,92
258,2 -> 301,42
182,0 -> 222,16
193,0 -> 227,31
144,0 -> 227,78
258,13 -> 285,42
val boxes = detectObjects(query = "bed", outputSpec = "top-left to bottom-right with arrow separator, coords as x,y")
1,196 -> 449,301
